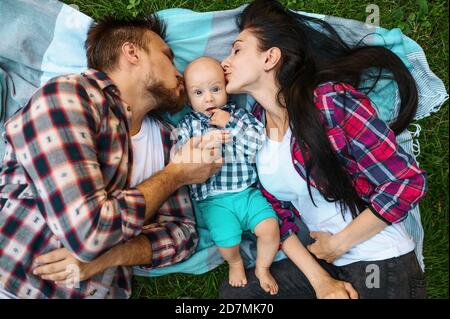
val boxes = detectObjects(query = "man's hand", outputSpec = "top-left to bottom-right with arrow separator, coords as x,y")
170,134 -> 226,186
33,248 -> 102,284
198,130 -> 231,149
33,235 -> 152,285
137,133 -> 228,222
209,108 -> 231,128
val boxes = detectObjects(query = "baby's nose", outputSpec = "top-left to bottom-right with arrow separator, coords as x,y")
205,92 -> 213,101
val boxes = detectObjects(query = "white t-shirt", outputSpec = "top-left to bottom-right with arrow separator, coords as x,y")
256,127 -> 415,266
130,115 -> 165,187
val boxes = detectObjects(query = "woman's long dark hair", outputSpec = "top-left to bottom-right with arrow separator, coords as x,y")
239,0 -> 418,218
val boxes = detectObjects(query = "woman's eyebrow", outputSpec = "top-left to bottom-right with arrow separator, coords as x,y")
232,40 -> 243,47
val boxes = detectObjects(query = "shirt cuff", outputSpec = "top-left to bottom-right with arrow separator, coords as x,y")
280,221 -> 300,242
119,188 -> 146,239
367,205 -> 392,226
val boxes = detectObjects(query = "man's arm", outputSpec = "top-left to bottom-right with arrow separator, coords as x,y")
110,134 -> 226,266
34,189 -> 197,282
34,135 -> 223,280
137,130 -> 226,222
34,235 -> 152,282
136,163 -> 184,224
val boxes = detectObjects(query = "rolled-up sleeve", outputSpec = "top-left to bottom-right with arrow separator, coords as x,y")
139,185 -> 198,268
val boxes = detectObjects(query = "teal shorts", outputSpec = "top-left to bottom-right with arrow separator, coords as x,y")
196,187 -> 278,248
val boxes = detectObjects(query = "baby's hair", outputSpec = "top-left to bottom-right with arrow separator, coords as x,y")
184,56 -> 222,77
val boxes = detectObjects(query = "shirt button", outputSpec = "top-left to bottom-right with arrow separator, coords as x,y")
89,289 -> 97,296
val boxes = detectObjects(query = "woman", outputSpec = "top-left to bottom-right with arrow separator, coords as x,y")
219,0 -> 427,299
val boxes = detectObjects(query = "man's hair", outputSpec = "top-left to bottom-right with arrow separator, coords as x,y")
85,14 -> 166,71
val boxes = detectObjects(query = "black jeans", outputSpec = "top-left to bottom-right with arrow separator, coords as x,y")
219,222 -> 427,299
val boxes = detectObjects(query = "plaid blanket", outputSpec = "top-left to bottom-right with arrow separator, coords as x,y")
1,0 -> 447,275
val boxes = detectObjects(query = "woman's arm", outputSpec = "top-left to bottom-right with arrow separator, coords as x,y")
317,83 -> 428,225
256,182 -> 358,298
282,234 -> 358,299
307,83 -> 427,262
307,208 -> 387,263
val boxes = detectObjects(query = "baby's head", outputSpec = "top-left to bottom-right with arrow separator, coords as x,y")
184,56 -> 228,115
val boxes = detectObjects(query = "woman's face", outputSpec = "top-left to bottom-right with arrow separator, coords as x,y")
221,29 -> 267,94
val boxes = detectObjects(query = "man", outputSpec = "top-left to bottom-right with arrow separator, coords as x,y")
0,15 -> 225,299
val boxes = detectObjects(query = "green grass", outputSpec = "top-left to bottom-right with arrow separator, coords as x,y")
62,0 -> 449,299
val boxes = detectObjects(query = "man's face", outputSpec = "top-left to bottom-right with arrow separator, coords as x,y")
140,32 -> 186,114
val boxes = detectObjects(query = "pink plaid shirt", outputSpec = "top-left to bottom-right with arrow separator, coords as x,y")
253,82 -> 428,240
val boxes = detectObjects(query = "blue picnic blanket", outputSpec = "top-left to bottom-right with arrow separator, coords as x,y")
0,0 -> 447,275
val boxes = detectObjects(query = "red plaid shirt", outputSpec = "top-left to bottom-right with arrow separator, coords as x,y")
0,70 -> 197,299
253,82 -> 428,239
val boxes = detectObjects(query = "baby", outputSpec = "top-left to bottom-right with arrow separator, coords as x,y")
174,56 -> 280,295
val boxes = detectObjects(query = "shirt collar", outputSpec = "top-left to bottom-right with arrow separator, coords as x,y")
82,69 -> 134,130
82,69 -> 116,91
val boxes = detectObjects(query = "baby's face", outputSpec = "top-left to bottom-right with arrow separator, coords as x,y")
184,58 -> 228,115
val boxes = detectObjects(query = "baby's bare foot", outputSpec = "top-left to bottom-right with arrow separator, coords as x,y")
228,260 -> 247,288
255,266 -> 278,295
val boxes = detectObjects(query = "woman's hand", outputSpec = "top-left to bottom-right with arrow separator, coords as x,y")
33,248 -> 103,284
282,234 -> 358,299
307,209 -> 388,263
307,231 -> 348,263
314,276 -> 359,299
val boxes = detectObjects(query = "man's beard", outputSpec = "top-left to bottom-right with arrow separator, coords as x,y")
146,79 -> 186,115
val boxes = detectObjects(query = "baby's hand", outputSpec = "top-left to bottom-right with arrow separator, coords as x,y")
209,108 -> 231,128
